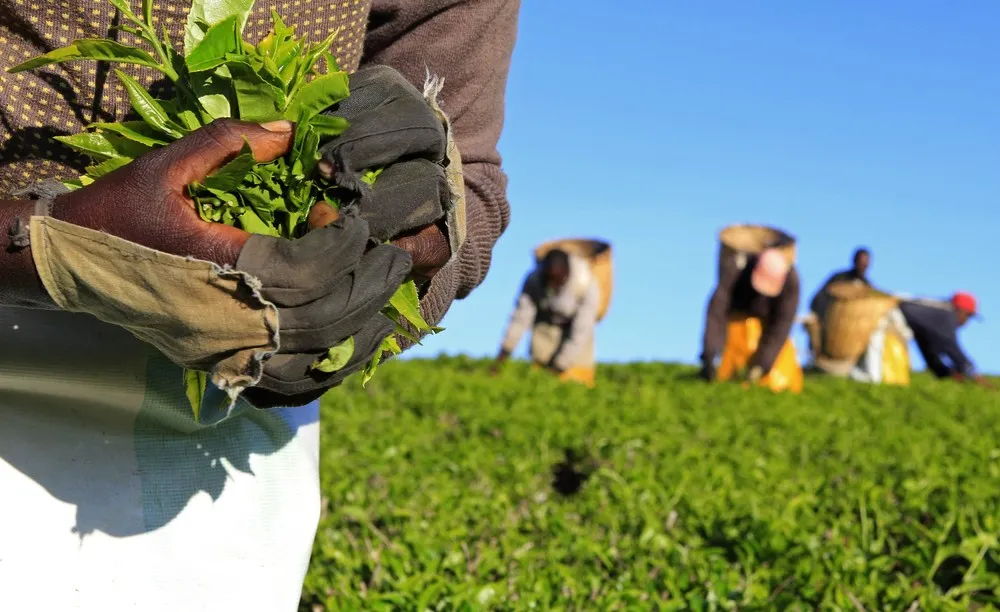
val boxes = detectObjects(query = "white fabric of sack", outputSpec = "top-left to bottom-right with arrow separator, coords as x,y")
0,308 -> 320,612
851,307 -> 913,383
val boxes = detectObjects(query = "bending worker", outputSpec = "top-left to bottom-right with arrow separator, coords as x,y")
493,248 -> 601,386
899,292 -> 994,389
805,247 -> 872,359
810,247 -> 872,317
700,247 -> 801,389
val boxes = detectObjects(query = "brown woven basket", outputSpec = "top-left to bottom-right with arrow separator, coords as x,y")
534,238 -> 613,322
717,224 -> 796,279
821,281 -> 900,362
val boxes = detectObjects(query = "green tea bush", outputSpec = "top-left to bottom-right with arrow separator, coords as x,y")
303,358 -> 1000,610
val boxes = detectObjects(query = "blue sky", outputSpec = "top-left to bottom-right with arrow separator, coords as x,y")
405,0 -> 1000,374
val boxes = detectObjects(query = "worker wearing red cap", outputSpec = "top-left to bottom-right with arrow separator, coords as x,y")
897,292 -> 993,388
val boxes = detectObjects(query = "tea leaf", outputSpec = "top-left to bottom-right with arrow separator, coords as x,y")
296,124 -> 321,178
202,141 -> 255,191
185,0 -> 255,54
228,61 -> 282,121
312,336 -> 355,373
290,31 -> 338,89
7,40 -> 160,73
383,334 -> 401,354
188,68 -> 236,120
142,0 -> 154,27
115,69 -> 185,138
201,93 -> 234,119
237,208 -> 281,236
90,121 -> 170,147
323,50 -> 341,75
284,71 -> 349,122
53,132 -> 121,160
389,281 -> 429,332
310,114 -> 349,138
225,55 -> 286,102
360,168 -> 383,186
86,156 -> 133,178
183,368 -> 208,423
361,335 -> 399,388
186,15 -> 241,73
108,0 -> 141,24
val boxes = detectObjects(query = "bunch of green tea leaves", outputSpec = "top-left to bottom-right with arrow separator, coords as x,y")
9,0 -> 438,416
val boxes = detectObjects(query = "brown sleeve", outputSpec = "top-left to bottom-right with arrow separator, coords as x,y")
362,0 -> 520,336
751,268 -> 801,373
700,263 -> 740,365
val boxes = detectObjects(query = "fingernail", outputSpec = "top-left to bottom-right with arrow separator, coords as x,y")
261,120 -> 293,132
317,159 -> 335,178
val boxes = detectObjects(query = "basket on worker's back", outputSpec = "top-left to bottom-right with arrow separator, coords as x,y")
534,238 -> 613,322
717,224 -> 796,279
821,281 -> 900,362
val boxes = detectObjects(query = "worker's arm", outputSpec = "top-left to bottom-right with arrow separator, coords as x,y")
808,272 -> 837,314
918,341 -> 953,378
901,303 -> 957,379
700,263 -> 740,372
363,0 -> 519,342
936,326 -> 978,380
551,281 -> 601,372
497,274 -> 540,360
751,268 -> 801,374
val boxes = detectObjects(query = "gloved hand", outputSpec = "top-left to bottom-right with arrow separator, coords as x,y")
745,365 -> 765,384
317,64 -> 463,282
22,118 -> 411,397
235,211 -> 410,407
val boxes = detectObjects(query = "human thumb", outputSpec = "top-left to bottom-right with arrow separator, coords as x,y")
164,118 -> 295,187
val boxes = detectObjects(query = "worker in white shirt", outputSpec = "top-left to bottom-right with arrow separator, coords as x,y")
492,248 -> 601,387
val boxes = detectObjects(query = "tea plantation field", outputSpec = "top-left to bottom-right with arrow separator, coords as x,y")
301,358 -> 1000,611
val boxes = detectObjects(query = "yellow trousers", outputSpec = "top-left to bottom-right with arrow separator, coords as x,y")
531,363 -> 596,388
717,317 -> 803,393
529,321 -> 597,388
880,330 -> 911,386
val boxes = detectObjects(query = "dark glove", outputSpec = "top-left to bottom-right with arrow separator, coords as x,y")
236,210 -> 411,407
318,64 -> 450,243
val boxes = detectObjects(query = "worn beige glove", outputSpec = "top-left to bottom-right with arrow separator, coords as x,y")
30,214 -> 278,393
29,209 -> 409,398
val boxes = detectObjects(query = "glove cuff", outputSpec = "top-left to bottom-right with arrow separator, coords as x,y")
423,72 -> 467,264
29,216 -> 280,397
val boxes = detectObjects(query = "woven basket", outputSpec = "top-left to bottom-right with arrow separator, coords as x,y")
534,238 -> 613,322
717,224 -> 796,279
821,281 -> 900,362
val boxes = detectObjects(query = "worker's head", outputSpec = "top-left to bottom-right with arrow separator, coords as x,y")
750,248 -> 791,298
951,292 -> 980,328
852,247 -> 871,276
541,249 -> 571,290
